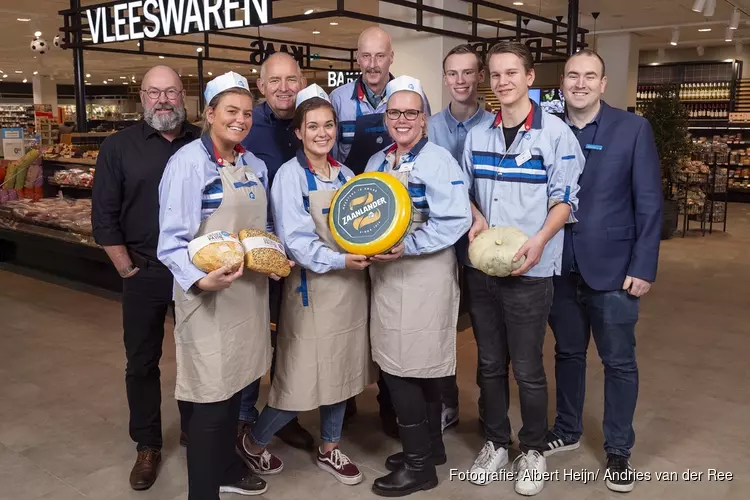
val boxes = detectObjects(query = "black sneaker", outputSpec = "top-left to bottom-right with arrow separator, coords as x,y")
543,430 -> 580,457
220,473 -> 268,496
605,454 -> 635,493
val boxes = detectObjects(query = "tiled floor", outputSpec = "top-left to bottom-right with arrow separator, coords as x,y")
1,204 -> 749,500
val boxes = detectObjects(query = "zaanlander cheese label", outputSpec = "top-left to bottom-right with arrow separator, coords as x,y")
241,236 -> 286,256
329,172 -> 412,256
188,230 -> 239,260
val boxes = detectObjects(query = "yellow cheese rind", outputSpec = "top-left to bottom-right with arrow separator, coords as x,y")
329,172 -> 413,256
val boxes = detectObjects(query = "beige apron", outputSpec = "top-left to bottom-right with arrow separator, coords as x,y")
368,159 -> 459,379
268,164 -> 377,412
173,153 -> 272,404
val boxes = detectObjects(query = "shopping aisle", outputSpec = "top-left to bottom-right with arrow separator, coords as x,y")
1,205 -> 749,500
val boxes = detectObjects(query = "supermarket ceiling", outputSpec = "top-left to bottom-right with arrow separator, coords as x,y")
2,0 -> 750,85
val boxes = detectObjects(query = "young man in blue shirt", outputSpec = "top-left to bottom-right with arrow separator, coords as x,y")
462,42 -> 584,496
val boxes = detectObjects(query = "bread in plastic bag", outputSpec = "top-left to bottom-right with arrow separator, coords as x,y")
188,231 -> 244,273
239,229 -> 291,277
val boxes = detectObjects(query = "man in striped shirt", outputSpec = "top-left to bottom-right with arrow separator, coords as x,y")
460,42 -> 584,496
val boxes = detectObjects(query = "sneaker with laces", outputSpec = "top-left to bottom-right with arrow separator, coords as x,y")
469,441 -> 509,486
513,450 -> 546,496
543,430 -> 580,457
317,447 -> 363,485
236,435 -> 283,475
219,473 -> 268,496
441,405 -> 459,432
605,454 -> 635,493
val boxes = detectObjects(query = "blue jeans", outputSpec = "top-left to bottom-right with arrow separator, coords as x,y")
548,272 -> 639,458
239,379 -> 260,423
250,401 -> 347,447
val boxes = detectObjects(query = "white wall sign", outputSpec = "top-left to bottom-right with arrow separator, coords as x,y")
327,71 -> 361,88
2,128 -> 25,161
84,0 -> 271,44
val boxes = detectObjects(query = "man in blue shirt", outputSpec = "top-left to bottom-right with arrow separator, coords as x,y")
427,43 -> 493,434
461,42 -> 584,496
237,52 -> 315,452
543,49 -> 662,494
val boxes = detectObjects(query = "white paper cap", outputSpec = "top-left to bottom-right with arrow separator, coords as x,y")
386,75 -> 425,101
204,71 -> 250,105
295,83 -> 331,108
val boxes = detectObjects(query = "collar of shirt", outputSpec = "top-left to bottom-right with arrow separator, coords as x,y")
351,74 -> 394,103
383,136 -> 428,170
201,133 -> 247,166
142,120 -> 198,140
261,101 -> 293,125
490,99 -> 543,131
295,148 -> 341,174
564,102 -> 603,131
443,104 -> 486,134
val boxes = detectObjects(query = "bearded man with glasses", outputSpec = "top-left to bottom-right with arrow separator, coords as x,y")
92,65 -> 200,492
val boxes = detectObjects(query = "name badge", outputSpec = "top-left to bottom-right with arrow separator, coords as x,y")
515,150 -> 532,166
398,161 -> 415,172
246,172 -> 257,182
585,144 -> 603,151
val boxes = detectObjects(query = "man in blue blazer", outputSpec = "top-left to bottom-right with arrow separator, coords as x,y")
543,49 -> 663,494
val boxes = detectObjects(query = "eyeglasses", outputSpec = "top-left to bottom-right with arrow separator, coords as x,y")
140,87 -> 183,100
386,109 -> 421,121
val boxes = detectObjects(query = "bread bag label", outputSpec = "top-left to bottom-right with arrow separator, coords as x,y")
241,236 -> 286,256
188,231 -> 239,259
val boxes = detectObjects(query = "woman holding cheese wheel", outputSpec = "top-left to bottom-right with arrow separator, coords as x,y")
237,84 -> 376,486
157,71 -> 279,500
363,75 -> 472,497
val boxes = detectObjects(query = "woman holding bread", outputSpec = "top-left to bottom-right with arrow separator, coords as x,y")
158,71 -> 286,500
363,76 -> 472,497
237,84 -> 375,486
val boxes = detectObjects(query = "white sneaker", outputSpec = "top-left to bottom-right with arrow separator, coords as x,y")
513,450 -> 546,496
469,441 -> 509,485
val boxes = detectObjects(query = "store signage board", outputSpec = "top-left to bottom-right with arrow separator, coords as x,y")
327,71 -> 361,88
84,0 -> 271,44
729,112 -> 750,123
2,128 -> 25,160
249,41 -> 304,67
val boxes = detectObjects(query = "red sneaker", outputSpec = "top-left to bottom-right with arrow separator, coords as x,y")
316,447 -> 363,485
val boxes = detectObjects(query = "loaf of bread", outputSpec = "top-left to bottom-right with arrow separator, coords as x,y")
239,229 -> 291,277
188,231 -> 244,273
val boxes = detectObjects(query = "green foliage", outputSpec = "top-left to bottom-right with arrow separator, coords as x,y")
641,86 -> 694,198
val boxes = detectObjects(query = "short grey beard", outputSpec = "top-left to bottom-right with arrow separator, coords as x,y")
144,105 -> 186,132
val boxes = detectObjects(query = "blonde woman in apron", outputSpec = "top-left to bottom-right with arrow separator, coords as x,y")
237,84 -> 376,486
158,72 -> 284,499
363,76 -> 472,497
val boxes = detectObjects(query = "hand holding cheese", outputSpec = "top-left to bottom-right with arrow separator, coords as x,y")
468,226 -> 529,277
346,254 -> 371,270
369,242 -> 405,262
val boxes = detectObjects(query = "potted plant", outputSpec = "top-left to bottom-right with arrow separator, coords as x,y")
641,85 -> 694,239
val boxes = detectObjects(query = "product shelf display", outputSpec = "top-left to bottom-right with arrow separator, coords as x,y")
690,128 -> 750,204
0,105 -> 35,134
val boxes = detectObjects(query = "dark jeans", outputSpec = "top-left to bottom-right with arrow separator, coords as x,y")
465,266 -> 552,453
185,392 -> 248,500
382,372 -> 442,426
548,272 -> 639,458
122,263 -> 174,451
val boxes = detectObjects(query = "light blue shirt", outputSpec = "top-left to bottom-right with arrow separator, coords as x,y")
157,137 -> 271,292
461,101 -> 585,277
365,138 -> 471,257
270,151 -> 355,274
428,104 -> 494,163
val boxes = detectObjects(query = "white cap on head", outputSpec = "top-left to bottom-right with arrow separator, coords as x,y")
295,83 -> 330,108
386,75 -> 425,102
204,71 -> 250,105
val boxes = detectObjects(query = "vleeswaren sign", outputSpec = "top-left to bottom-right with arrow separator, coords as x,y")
84,0 -> 271,44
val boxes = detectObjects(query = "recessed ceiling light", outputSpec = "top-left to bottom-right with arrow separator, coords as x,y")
724,58 -> 735,62
123,82 -> 128,85
120,76 -> 126,79
22,79 -> 27,83
34,31 -> 41,37
86,73 -> 91,78
107,78 -> 113,81
196,47 -> 203,52
82,36 -> 92,41
304,9 -> 314,15
17,18 -> 31,22
670,42 -> 677,46
513,1 -> 524,5
15,71 -> 22,74
103,80 -> 108,84
252,69 -> 257,73
330,22 -> 338,25
85,82 -> 90,85
312,30 -> 320,34
188,74 -> 193,77
698,28 -> 712,32
159,55 -> 165,59
33,71 -> 38,75
2,75 -> 8,78
208,71 -> 213,76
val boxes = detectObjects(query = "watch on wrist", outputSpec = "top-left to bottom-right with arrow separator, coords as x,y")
119,264 -> 136,277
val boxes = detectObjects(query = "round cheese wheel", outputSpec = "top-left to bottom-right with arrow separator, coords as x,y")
329,172 -> 413,256
468,226 -> 528,277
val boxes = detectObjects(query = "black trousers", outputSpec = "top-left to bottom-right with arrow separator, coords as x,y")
185,392 -> 248,500
122,262 -> 175,451
465,267 -> 552,453
382,372 -> 442,426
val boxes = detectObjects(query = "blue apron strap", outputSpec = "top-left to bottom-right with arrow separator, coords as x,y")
296,269 -> 310,307
302,163 -> 318,213
337,171 -> 348,184
378,158 -> 388,172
